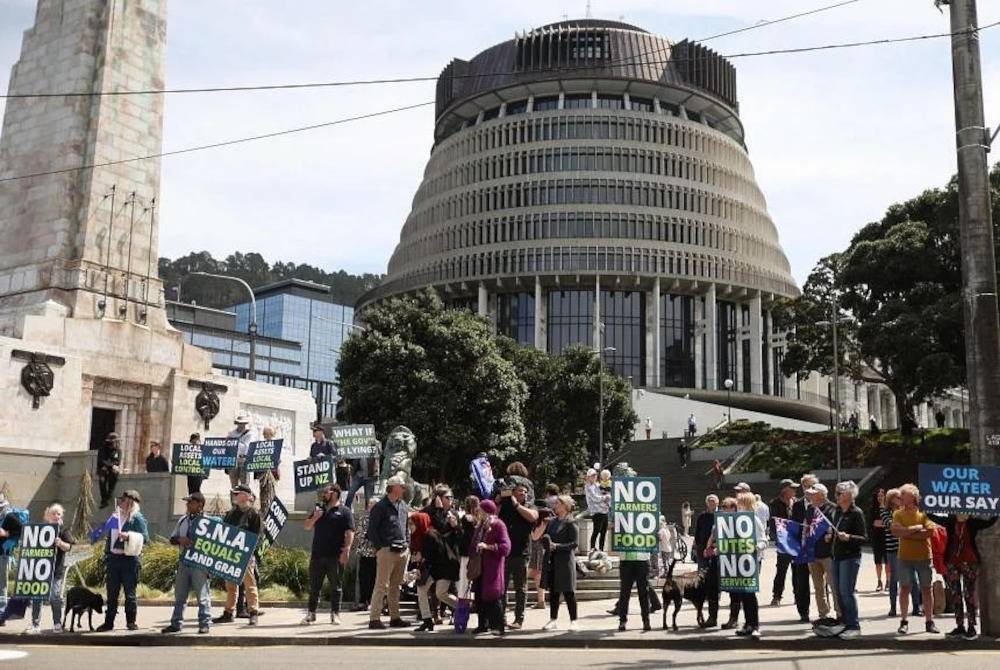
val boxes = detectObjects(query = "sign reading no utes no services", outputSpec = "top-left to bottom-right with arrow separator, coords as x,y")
611,476 -> 661,553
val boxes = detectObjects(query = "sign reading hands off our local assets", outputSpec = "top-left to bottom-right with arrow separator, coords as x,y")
13,524 -> 58,599
181,516 -> 257,583
919,463 -> 1000,516
611,476 -> 661,552
717,512 -> 759,593
294,455 -> 334,493
330,424 -> 379,459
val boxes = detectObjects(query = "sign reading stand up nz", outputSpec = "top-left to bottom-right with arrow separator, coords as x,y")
294,455 -> 334,493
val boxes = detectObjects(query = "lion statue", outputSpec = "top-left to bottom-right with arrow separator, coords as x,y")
373,425 -> 428,507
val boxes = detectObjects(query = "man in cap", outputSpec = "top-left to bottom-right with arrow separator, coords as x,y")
163,492 -> 213,634
96,489 -> 149,632
769,479 -> 799,606
787,474 -> 820,622
367,475 -> 410,629
804,482 -> 840,625
301,484 -> 354,625
227,414 -> 256,488
97,432 -> 122,508
212,485 -> 262,626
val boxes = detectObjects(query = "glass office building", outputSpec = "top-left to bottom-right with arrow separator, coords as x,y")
359,19 -> 799,397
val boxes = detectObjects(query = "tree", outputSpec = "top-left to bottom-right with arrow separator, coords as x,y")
336,290 -> 525,486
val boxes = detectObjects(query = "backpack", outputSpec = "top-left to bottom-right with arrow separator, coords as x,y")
931,524 -> 948,575
1,507 -> 29,555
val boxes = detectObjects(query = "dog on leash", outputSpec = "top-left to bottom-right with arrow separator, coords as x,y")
64,586 -> 104,632
661,559 -> 708,631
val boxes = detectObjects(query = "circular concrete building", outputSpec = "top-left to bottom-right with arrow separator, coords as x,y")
360,19 -> 799,397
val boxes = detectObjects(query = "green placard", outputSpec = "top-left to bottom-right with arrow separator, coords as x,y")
716,511 -> 759,593
611,476 -> 661,553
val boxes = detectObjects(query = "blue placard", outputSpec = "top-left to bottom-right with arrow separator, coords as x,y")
245,439 -> 282,473
181,516 -> 257,583
919,463 -> 1000,517
201,437 -> 240,470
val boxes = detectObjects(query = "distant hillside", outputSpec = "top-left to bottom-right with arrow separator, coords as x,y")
158,251 -> 383,309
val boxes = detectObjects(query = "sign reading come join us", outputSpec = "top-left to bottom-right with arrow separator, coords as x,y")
611,476 -> 661,553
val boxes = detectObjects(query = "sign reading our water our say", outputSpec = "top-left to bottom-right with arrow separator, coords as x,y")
171,442 -> 209,476
919,463 -> 1000,516
255,497 -> 289,564
329,424 -> 379,459
13,524 -> 58,599
201,437 -> 240,470
294,455 -> 335,493
244,439 -> 283,473
181,516 -> 257,583
716,511 -> 759,593
611,476 -> 661,553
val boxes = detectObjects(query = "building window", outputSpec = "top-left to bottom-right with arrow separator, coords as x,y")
506,100 -> 528,115
482,107 -> 500,121
660,294 -> 694,387
716,300 -> 737,389
547,290 -> 594,354
596,94 -> 624,110
533,96 -> 559,111
601,290 -> 645,383
631,97 -> 654,113
564,94 -> 592,109
497,292 -> 535,346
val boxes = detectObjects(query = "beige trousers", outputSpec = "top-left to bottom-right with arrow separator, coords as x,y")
809,558 -> 841,619
369,547 -> 409,621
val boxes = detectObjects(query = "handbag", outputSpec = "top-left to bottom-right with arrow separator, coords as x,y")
466,553 -> 482,581
124,532 -> 144,557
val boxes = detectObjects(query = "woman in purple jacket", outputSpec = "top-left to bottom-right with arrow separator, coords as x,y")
471,499 -> 511,636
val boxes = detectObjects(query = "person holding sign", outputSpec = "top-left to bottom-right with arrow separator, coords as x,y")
227,415 -> 256,488
731,492 -> 767,639
212,485 -> 262,626
162,492 -> 213,635
24,504 -> 74,634
94,490 -> 149,632
927,511 -> 997,639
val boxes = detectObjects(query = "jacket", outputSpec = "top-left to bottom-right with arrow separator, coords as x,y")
543,516 -> 578,593
367,496 -> 406,550
105,511 -> 150,558
928,514 -> 997,564
223,506 -> 262,535
831,504 -> 867,560
471,517 -> 511,601
422,528 -> 459,582
585,482 -> 609,515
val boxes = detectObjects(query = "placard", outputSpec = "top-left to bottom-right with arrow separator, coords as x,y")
13,524 -> 58,600
611,476 -> 661,553
919,463 -> 1000,516
717,511 -> 759,593
171,442 -> 208,476
245,439 -> 283,473
294,455 -> 335,493
255,497 -> 289,563
201,437 -> 239,470
181,516 -> 257,583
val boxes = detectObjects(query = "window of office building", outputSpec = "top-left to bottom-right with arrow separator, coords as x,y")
630,97 -> 654,113
596,94 -> 624,110
601,291 -> 645,383
772,346 -> 786,397
533,96 -> 559,111
660,294 -> 694,387
716,300 -> 737,390
506,100 -> 528,116
497,292 -> 535,346
563,93 -> 592,109
547,290 -> 594,354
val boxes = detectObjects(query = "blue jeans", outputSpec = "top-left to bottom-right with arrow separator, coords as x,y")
832,557 -> 861,629
104,555 -> 140,626
345,474 -> 374,509
30,570 -> 65,627
171,562 -> 212,628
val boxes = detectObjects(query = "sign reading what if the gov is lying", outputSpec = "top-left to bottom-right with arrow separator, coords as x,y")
716,511 -> 759,593
294,455 -> 334,493
330,424 -> 379,459
611,476 -> 661,553
13,524 -> 58,599
919,463 -> 1000,516
181,516 -> 257,583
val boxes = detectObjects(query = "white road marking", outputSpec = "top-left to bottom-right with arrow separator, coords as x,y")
0,649 -> 29,661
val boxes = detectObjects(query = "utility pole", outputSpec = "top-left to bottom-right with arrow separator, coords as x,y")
942,0 -> 1000,635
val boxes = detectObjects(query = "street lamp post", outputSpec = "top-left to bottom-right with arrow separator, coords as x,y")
723,378 -> 734,424
596,325 -> 617,467
182,272 -> 258,381
817,297 -> 847,483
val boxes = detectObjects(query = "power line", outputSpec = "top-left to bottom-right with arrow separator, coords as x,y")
0,100 -> 434,183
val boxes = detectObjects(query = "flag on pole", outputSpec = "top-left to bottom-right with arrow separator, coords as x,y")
88,509 -> 120,544
801,507 -> 832,564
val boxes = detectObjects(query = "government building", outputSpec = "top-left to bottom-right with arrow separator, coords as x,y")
359,19 -> 802,402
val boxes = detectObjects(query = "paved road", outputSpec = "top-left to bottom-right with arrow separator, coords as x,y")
2,644 -> 1000,669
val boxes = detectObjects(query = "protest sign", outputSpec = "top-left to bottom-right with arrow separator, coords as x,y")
717,512 -> 759,592
330,424 -> 379,459
255,496 -> 289,563
611,477 -> 661,553
245,439 -> 282,473
919,463 -> 1000,516
201,437 -> 239,470
171,442 -> 208,476
181,516 -> 257,583
13,524 -> 58,600
294,455 -> 334,493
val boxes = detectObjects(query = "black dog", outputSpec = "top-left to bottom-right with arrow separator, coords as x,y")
661,559 -> 708,631
64,586 -> 104,632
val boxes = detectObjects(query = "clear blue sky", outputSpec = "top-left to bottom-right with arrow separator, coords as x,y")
2,0 -> 999,285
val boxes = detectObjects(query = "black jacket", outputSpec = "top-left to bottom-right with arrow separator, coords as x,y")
812,501 -> 837,560
367,496 -> 406,550
98,444 -> 121,473
422,528 -> 459,581
831,504 -> 867,560
145,454 -> 169,473
223,506 -> 262,535
928,514 -> 997,564
693,510 -> 715,551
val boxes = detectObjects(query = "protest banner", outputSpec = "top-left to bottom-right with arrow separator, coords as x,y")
255,496 -> 289,563
171,442 -> 208,476
13,524 -> 58,600
716,511 -> 759,592
181,516 -> 257,583
294,455 -> 335,493
245,439 -> 283,473
919,463 -> 1000,516
611,476 -> 661,553
201,437 -> 239,470
330,424 -> 379,459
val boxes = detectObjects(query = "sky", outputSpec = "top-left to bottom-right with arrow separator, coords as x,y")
2,0 -> 1000,286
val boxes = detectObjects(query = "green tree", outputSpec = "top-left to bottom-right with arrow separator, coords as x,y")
336,290 -> 525,486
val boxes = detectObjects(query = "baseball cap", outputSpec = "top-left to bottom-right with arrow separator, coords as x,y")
586,468 -> 597,477
779,479 -> 800,489
806,483 -> 829,496
183,492 -> 206,503
231,484 -> 253,496
386,475 -> 406,488
733,482 -> 751,492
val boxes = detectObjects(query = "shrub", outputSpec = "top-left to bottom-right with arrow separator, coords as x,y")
257,545 -> 310,597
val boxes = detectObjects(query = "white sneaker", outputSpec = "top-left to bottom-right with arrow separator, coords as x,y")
330,613 -> 342,625
567,620 -> 580,632
301,612 -> 316,625
52,624 -> 63,634
840,628 -> 861,640
24,625 -> 40,635
541,619 -> 558,631
750,628 -> 761,639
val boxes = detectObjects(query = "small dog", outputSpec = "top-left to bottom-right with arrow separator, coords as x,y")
64,586 -> 104,632
661,559 -> 708,631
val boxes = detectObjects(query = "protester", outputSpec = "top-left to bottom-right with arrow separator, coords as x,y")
97,432 -> 122,508
499,480 -> 538,629
528,507 -> 553,610
368,475 -> 410,629
162,492 -> 212,634
541,495 -> 580,631
714,496 -> 743,630
0,492 -> 25,618
470,499 -> 511,635
25,504 -> 73,634
144,442 -> 169,473
409,511 -> 433,630
96,490 -> 149,631
414,506 -> 459,632
869,489 -> 888,592
823,481 -> 867,639
310,425 -> 335,459
542,483 -> 560,510
186,433 -> 205,495
616,526 -> 653,632
345,439 -> 381,509
254,426 -> 280,505
805,483 -> 841,625
732,491 -> 767,638
891,483 -> 939,634
928,512 -> 997,639
354,497 -> 379,611
301,484 -> 354,625
768,479 -> 798,606
693,495 -> 719,569
787,474 -> 817,622
585,469 -> 609,552
457,495 -> 480,599
209,485 -> 262,625
882,488 -> 902,617
227,414 -> 255,487
505,461 -> 536,505
680,501 -> 693,537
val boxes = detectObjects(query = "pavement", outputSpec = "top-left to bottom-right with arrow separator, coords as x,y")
1,546 -> 998,650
